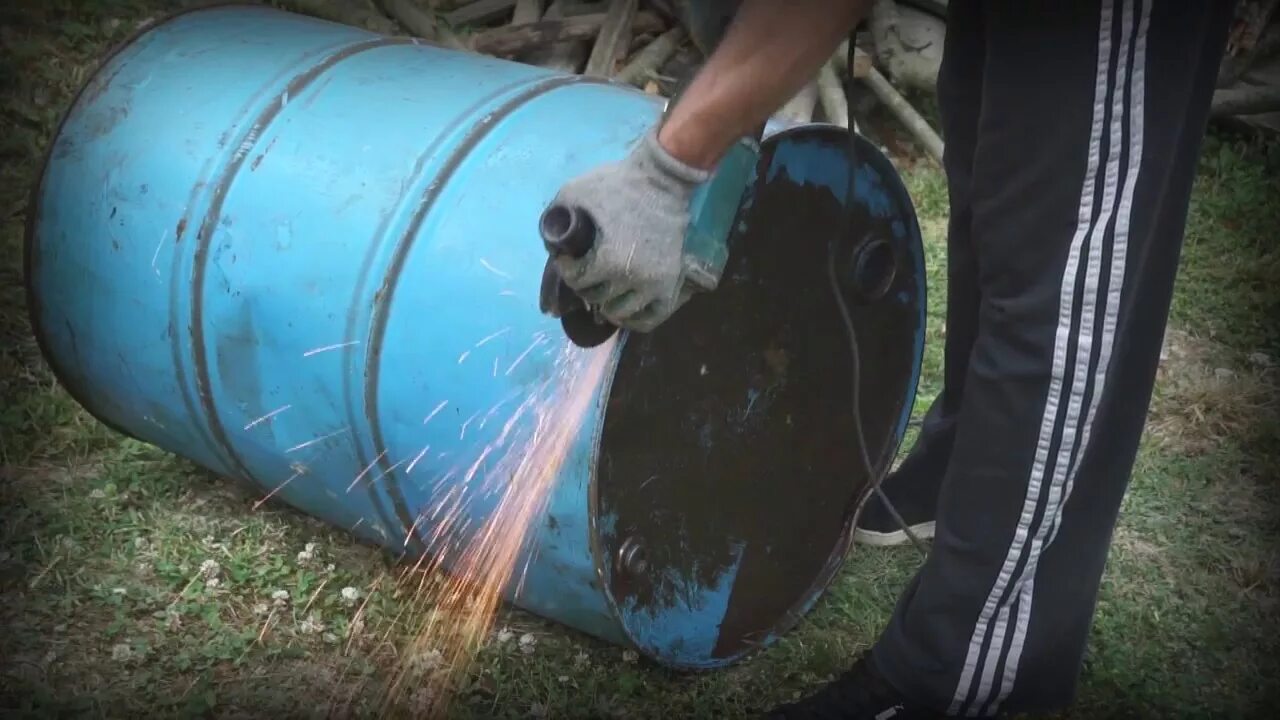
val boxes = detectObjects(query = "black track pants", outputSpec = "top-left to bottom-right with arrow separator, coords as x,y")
869,1 -> 1236,715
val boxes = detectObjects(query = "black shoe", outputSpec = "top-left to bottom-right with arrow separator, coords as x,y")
764,653 -> 939,719
853,469 -> 938,547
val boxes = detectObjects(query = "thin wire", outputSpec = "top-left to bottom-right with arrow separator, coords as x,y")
837,34 -> 929,557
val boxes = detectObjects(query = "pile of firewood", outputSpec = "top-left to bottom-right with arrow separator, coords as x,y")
269,0 -> 940,157
1216,0 -> 1280,133
279,0 -> 1280,165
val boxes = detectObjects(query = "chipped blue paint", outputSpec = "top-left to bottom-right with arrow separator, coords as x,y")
619,541 -> 747,666
596,511 -> 619,540
765,131 -> 852,199
760,126 -> 899,224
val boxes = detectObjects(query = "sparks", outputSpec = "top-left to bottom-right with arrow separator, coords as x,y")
151,229 -> 167,278
253,465 -> 306,510
378,335 -> 618,717
243,404 -> 292,430
406,445 -> 431,474
422,400 -> 448,426
370,458 -> 409,485
473,327 -> 511,348
458,408 -> 481,440
462,444 -> 495,484
285,427 -> 347,453
504,336 -> 546,376
347,450 -> 388,492
303,340 -> 360,357
478,258 -> 510,279
478,393 -> 517,431
403,515 -> 425,547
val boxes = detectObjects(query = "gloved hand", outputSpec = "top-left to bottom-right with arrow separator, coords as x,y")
546,127 -> 715,333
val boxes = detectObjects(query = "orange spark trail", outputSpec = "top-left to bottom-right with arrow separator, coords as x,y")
378,333 -> 617,715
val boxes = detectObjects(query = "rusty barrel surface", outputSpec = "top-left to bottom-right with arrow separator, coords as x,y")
26,5 -> 927,668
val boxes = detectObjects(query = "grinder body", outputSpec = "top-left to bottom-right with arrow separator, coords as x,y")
539,136 -> 761,347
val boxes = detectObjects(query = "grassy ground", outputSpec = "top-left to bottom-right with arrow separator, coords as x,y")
2,2 -> 1278,718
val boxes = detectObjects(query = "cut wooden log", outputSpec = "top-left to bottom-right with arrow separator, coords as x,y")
1219,0 -> 1280,87
558,1 -> 607,16
512,0 -> 543,24
1254,23 -> 1280,62
445,0 -> 517,26
520,0 -> 590,72
470,11 -> 662,56
868,0 -> 944,93
584,0 -> 638,77
654,43 -> 702,97
778,81 -> 820,124
646,0 -> 677,21
817,62 -> 849,128
1211,83 -> 1280,116
672,0 -> 740,56
376,0 -> 466,48
288,0 -> 400,34
863,65 -> 944,163
898,0 -> 948,18
829,40 -> 873,80
615,26 -> 685,86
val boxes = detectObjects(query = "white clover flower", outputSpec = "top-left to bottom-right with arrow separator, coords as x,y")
299,613 -> 324,635
519,633 -> 537,655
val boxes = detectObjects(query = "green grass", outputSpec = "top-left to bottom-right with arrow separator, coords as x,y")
2,2 -> 1278,718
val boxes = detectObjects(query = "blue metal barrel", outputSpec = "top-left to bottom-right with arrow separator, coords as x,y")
26,5 -> 927,668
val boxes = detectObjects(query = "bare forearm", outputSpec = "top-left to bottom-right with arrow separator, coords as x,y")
657,0 -> 871,169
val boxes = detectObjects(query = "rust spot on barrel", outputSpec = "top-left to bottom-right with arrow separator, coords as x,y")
175,217 -> 187,241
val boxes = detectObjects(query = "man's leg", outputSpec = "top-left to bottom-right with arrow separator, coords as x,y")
872,0 -> 1236,715
855,0 -> 987,547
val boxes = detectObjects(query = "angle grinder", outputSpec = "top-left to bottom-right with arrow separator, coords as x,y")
538,119 -> 763,348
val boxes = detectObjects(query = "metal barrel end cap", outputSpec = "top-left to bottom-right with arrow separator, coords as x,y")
590,124 -> 928,669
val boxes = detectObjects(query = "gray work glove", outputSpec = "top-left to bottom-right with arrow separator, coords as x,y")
549,128 -> 715,333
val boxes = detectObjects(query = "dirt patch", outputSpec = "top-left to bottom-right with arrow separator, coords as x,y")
1149,329 -> 1278,458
